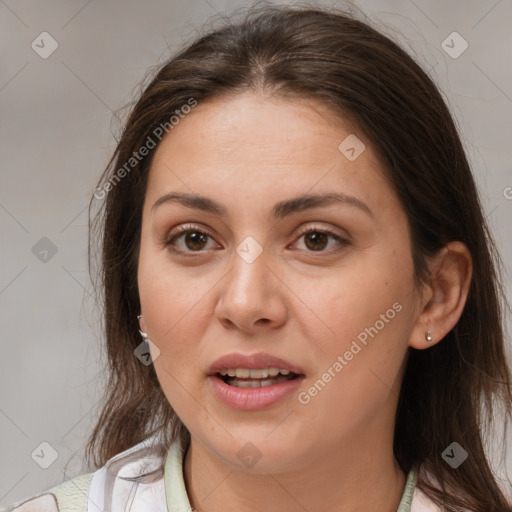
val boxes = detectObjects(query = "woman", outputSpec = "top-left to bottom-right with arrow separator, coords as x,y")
6,3 -> 512,511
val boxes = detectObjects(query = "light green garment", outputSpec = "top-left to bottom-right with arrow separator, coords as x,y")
397,468 -> 417,512
164,436 -> 418,512
4,434 -> 418,511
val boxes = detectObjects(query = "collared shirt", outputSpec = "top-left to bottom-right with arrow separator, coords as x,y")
3,434 -> 440,512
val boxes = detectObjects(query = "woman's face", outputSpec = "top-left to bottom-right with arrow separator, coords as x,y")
138,91 -> 423,472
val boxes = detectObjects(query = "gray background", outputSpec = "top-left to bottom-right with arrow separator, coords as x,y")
1,0 -> 511,506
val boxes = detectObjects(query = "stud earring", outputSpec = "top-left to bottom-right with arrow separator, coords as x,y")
425,329 -> 432,344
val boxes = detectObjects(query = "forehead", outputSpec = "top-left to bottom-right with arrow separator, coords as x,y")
152,92 -> 359,162
146,91 -> 396,217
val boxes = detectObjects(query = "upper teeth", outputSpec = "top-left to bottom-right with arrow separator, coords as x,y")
219,368 -> 291,378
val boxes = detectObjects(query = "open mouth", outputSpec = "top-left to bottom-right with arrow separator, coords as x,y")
209,362 -> 305,409
217,368 -> 301,388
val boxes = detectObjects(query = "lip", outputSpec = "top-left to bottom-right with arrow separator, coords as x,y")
207,352 -> 305,411
207,352 -> 305,376
208,374 -> 305,410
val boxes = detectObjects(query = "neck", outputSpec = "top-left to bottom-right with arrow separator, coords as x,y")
183,424 -> 407,512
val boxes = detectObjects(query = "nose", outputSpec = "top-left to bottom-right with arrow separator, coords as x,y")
214,243 -> 288,333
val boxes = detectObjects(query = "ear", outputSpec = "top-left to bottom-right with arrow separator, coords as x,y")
409,241 -> 472,350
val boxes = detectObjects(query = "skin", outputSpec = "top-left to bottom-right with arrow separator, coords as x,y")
137,91 -> 472,512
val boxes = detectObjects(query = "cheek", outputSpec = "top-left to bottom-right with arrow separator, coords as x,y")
137,245 -> 201,348
139,269 -> 208,346
138,258 -> 209,412
296,283 -> 412,439
295,247 -> 415,417
303,247 -> 414,350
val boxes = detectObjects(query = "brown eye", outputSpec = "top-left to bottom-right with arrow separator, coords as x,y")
293,227 -> 348,253
303,231 -> 330,251
165,224 -> 348,256
165,225 -> 218,254
181,231 -> 209,251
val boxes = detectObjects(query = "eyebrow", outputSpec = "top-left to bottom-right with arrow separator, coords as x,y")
151,191 -> 374,219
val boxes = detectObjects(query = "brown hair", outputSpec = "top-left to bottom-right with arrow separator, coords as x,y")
86,3 -> 512,510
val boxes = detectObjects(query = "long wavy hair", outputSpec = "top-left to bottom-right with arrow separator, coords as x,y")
86,3 -> 512,510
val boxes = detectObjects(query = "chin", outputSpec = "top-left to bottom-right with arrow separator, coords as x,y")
204,432 -> 304,474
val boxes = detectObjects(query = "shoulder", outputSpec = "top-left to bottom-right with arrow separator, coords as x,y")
410,485 -> 443,512
2,473 -> 93,512
3,436 -> 170,512
409,466 -> 475,512
397,466 -> 443,512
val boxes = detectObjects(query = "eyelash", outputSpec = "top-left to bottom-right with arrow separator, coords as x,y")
164,223 -> 350,256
